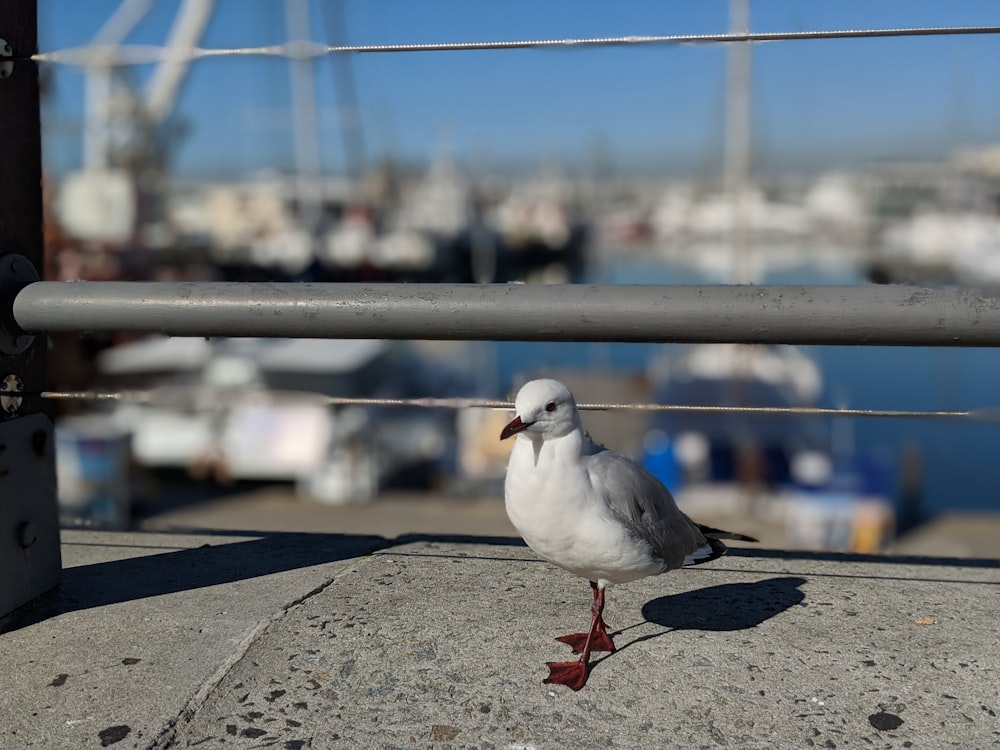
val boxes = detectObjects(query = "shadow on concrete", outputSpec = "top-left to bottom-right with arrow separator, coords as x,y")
727,547 -> 1000,568
394,533 -> 528,547
584,577 -> 807,679
8,532 -> 389,632
392,536 -> 1000,569
10,530 -> 996,634
639,576 -> 808,631
391,535 -> 1000,572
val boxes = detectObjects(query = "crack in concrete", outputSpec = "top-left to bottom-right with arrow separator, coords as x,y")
150,547 -> 389,749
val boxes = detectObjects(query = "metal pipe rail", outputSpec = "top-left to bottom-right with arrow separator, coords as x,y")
11,281 -> 1000,346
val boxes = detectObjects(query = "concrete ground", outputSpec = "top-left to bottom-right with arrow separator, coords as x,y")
2,524 -> 998,749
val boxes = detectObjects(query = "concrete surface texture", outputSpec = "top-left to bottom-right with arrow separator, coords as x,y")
1,529 -> 998,749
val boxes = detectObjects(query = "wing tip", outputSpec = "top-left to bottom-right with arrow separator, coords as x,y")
683,524 -> 759,567
682,537 -> 728,566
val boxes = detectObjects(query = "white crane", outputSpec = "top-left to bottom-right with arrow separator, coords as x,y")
61,0 -> 215,243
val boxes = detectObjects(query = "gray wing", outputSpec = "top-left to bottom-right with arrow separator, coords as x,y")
584,448 -> 720,570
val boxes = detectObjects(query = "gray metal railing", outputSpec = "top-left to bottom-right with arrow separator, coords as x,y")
11,281 -> 1000,346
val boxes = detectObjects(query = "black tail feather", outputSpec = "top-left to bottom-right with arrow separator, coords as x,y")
696,523 -> 759,544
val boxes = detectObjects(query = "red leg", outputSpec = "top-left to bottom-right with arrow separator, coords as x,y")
555,581 -> 616,654
545,582 -> 612,690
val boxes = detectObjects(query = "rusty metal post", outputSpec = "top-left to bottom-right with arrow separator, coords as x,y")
0,0 -> 60,629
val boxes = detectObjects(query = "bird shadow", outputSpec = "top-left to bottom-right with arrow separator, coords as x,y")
640,576 -> 807,631
591,576 -> 807,668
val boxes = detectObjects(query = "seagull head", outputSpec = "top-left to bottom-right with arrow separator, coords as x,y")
500,378 -> 581,441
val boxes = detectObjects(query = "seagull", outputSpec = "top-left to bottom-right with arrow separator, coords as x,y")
501,378 -> 757,690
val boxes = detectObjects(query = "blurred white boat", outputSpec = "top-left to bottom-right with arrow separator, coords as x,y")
85,336 -> 470,504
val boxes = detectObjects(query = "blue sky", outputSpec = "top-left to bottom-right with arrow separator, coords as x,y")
39,1 -> 1000,179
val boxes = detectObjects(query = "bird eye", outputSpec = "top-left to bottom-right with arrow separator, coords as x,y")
545,401 -> 556,412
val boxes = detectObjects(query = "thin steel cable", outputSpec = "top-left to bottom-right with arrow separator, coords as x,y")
28,25 -> 1000,66
17,389 -> 1000,421
325,396 -> 1000,421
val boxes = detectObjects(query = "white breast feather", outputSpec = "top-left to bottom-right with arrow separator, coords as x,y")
505,436 -> 663,585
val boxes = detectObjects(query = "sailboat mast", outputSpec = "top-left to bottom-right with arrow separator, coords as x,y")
725,0 -> 752,284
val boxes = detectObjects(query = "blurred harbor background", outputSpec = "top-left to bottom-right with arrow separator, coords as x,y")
35,1 -> 1000,555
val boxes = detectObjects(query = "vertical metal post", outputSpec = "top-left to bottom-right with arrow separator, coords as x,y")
0,0 -> 60,628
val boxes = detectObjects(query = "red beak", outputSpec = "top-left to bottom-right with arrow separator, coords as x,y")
500,415 -> 532,440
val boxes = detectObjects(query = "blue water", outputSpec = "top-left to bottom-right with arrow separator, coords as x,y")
488,259 -> 1000,517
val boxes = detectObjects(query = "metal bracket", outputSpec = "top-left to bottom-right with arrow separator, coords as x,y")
0,413 -> 61,630
0,39 -> 12,80
0,253 -> 38,356
1,373 -> 22,415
